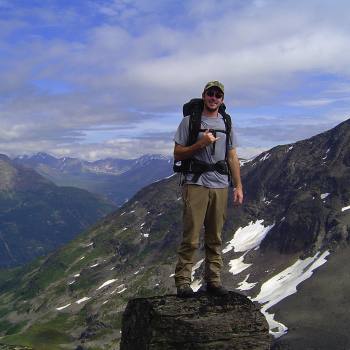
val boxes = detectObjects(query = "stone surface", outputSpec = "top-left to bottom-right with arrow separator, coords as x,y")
120,291 -> 271,350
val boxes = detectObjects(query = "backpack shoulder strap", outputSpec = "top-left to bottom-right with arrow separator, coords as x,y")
219,104 -> 232,146
183,98 -> 203,146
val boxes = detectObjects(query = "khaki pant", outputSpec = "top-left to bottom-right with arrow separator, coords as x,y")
175,184 -> 228,287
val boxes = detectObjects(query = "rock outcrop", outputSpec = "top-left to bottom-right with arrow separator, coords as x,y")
120,291 -> 271,350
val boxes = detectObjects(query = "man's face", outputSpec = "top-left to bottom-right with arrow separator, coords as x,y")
202,88 -> 224,113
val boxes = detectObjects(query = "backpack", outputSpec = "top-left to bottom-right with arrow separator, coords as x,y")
173,98 -> 232,182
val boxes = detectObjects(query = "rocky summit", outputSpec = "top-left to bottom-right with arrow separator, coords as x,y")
120,291 -> 271,350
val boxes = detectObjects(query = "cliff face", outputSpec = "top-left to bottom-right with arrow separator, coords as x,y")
120,291 -> 271,350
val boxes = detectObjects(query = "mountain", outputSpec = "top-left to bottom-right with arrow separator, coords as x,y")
0,118 -> 349,349
14,154 -> 173,206
0,154 -> 115,267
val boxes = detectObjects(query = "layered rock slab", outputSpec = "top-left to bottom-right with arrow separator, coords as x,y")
120,291 -> 271,350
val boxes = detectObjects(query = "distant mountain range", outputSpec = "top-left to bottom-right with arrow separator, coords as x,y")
14,153 -> 173,206
0,154 -> 115,267
0,119 -> 350,349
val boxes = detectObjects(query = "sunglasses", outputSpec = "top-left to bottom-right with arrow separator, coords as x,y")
206,90 -> 224,99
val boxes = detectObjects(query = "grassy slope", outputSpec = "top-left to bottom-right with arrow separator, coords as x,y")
0,178 -> 181,349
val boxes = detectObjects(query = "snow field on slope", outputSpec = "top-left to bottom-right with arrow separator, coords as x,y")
223,219 -> 331,339
252,250 -> 330,338
223,220 -> 275,253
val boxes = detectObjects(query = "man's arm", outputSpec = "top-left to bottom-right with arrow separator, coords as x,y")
227,148 -> 243,204
174,130 -> 219,161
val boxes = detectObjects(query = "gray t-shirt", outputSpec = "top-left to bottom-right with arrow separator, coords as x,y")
174,114 -> 238,188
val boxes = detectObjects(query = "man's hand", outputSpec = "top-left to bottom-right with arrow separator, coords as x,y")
233,186 -> 243,205
200,129 -> 220,147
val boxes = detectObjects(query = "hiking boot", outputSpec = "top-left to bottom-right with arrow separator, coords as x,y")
177,284 -> 195,298
206,283 -> 229,296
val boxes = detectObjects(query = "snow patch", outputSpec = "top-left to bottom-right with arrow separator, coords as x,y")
191,279 -> 202,292
223,220 -> 274,253
90,263 -> 99,268
263,199 -> 272,205
76,297 -> 90,304
237,274 -> 257,291
322,148 -> 330,160
56,303 -> 71,311
252,250 -> 330,338
260,153 -> 271,161
192,259 -> 204,274
262,311 -> 288,338
240,158 -> 253,166
190,259 -> 204,291
97,279 -> 118,291
321,193 -> 330,200
110,284 -> 125,295
342,205 -> 350,212
228,254 -> 251,275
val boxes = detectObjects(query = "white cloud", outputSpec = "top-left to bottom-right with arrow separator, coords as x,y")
1,0 -> 350,158
288,98 -> 347,107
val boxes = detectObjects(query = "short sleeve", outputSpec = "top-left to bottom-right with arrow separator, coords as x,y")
174,116 -> 190,146
228,121 -> 238,150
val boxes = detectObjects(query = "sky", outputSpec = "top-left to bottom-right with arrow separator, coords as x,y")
0,0 -> 350,160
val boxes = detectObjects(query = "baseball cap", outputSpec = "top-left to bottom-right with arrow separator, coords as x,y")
204,80 -> 224,94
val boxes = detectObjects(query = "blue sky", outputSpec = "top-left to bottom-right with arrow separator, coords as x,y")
0,0 -> 350,160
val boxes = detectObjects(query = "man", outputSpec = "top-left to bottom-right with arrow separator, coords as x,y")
174,80 -> 243,297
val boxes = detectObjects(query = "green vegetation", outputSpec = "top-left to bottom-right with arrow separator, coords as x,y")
2,320 -> 27,335
0,158 -> 115,268
0,314 -> 78,350
0,171 -> 181,349
0,306 -> 11,318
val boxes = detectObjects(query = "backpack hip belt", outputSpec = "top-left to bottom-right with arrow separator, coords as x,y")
173,159 -> 229,175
